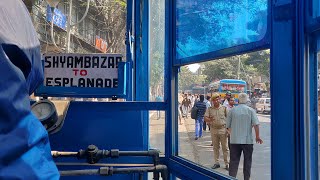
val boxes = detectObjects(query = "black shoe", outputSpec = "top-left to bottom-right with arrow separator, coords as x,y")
211,164 -> 220,169
195,137 -> 198,140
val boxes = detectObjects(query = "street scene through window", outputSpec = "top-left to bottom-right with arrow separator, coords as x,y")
176,51 -> 271,180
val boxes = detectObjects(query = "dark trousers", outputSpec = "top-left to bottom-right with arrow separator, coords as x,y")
229,144 -> 253,180
203,121 -> 210,131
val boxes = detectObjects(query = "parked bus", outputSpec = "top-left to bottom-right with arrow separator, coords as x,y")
191,86 -> 208,95
208,79 -> 247,99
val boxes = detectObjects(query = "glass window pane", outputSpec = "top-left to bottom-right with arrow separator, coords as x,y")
149,0 -> 165,101
29,0 -> 127,98
149,110 -> 165,155
177,50 -> 271,179
176,0 -> 268,59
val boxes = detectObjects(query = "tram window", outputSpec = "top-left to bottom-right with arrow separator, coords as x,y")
149,0 -> 165,102
29,0 -> 127,98
149,110 -> 166,155
176,0 -> 268,60
177,50 -> 271,179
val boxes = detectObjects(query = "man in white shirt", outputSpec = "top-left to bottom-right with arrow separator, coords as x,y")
203,96 -> 211,131
226,93 -> 263,180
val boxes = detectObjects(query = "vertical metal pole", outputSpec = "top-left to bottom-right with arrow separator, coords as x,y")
237,55 -> 241,79
66,0 -> 72,53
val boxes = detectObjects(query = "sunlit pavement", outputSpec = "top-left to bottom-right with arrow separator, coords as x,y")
149,112 -> 271,180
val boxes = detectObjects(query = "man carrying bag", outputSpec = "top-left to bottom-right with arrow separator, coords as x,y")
192,95 -> 207,140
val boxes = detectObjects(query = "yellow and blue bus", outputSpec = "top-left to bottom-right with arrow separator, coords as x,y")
208,79 -> 247,99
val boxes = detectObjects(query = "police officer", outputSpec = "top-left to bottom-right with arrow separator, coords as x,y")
205,93 -> 229,170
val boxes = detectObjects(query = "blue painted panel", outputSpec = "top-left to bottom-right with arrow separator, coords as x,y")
134,0 -> 150,152
271,18 -> 295,180
49,102 -> 150,179
309,35 -> 319,180
57,174 -> 138,180
50,102 -> 147,150
167,158 -> 235,180
176,0 -> 269,62
164,0 -> 176,158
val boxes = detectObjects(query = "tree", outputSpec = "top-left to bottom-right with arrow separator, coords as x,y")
93,0 -> 127,54
149,0 -> 165,98
178,66 -> 206,91
202,57 -> 240,83
243,50 -> 270,80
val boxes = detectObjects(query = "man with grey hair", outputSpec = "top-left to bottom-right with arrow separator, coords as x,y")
226,93 -> 263,180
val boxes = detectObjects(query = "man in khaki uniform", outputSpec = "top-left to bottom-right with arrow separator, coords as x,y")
205,93 -> 229,170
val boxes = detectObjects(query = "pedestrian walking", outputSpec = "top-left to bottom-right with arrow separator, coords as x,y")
204,93 -> 229,170
226,93 -> 263,180
203,96 -> 211,131
178,102 -> 183,125
224,96 -> 235,149
155,95 -> 163,119
194,95 -> 207,140
181,94 -> 191,118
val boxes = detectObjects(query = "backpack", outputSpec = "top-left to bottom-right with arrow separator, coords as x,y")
191,106 -> 198,119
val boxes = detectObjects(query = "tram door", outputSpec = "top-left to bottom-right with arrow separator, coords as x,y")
167,0 -> 319,180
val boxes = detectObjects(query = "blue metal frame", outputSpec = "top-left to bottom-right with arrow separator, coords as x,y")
296,0 -> 307,178
164,0 -> 175,159
270,1 -> 296,179
173,0 -> 271,66
134,0 -> 149,150
126,0 -> 133,101
306,0 -> 320,33
167,0 -> 319,179
164,0 -> 241,179
167,158 -> 234,180
308,32 -> 319,180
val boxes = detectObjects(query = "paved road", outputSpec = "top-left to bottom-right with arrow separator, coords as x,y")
149,112 -> 271,180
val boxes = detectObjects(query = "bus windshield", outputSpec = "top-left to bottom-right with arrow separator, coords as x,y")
209,79 -> 247,98
221,83 -> 246,93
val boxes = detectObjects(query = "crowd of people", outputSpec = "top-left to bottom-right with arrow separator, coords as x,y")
178,91 -> 263,180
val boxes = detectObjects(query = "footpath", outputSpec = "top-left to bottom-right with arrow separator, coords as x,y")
149,111 -> 274,180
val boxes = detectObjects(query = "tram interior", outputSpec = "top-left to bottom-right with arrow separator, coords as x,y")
3,0 -> 320,179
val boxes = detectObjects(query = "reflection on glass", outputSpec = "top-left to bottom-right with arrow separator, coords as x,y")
149,0 -> 165,101
176,0 -> 268,59
149,110 -> 165,155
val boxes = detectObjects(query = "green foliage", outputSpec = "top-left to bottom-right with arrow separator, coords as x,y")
115,0 -> 127,7
199,50 -> 270,87
178,67 -> 206,91
150,52 -> 164,87
202,58 -> 236,83
149,0 -> 165,96
243,50 -> 270,79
